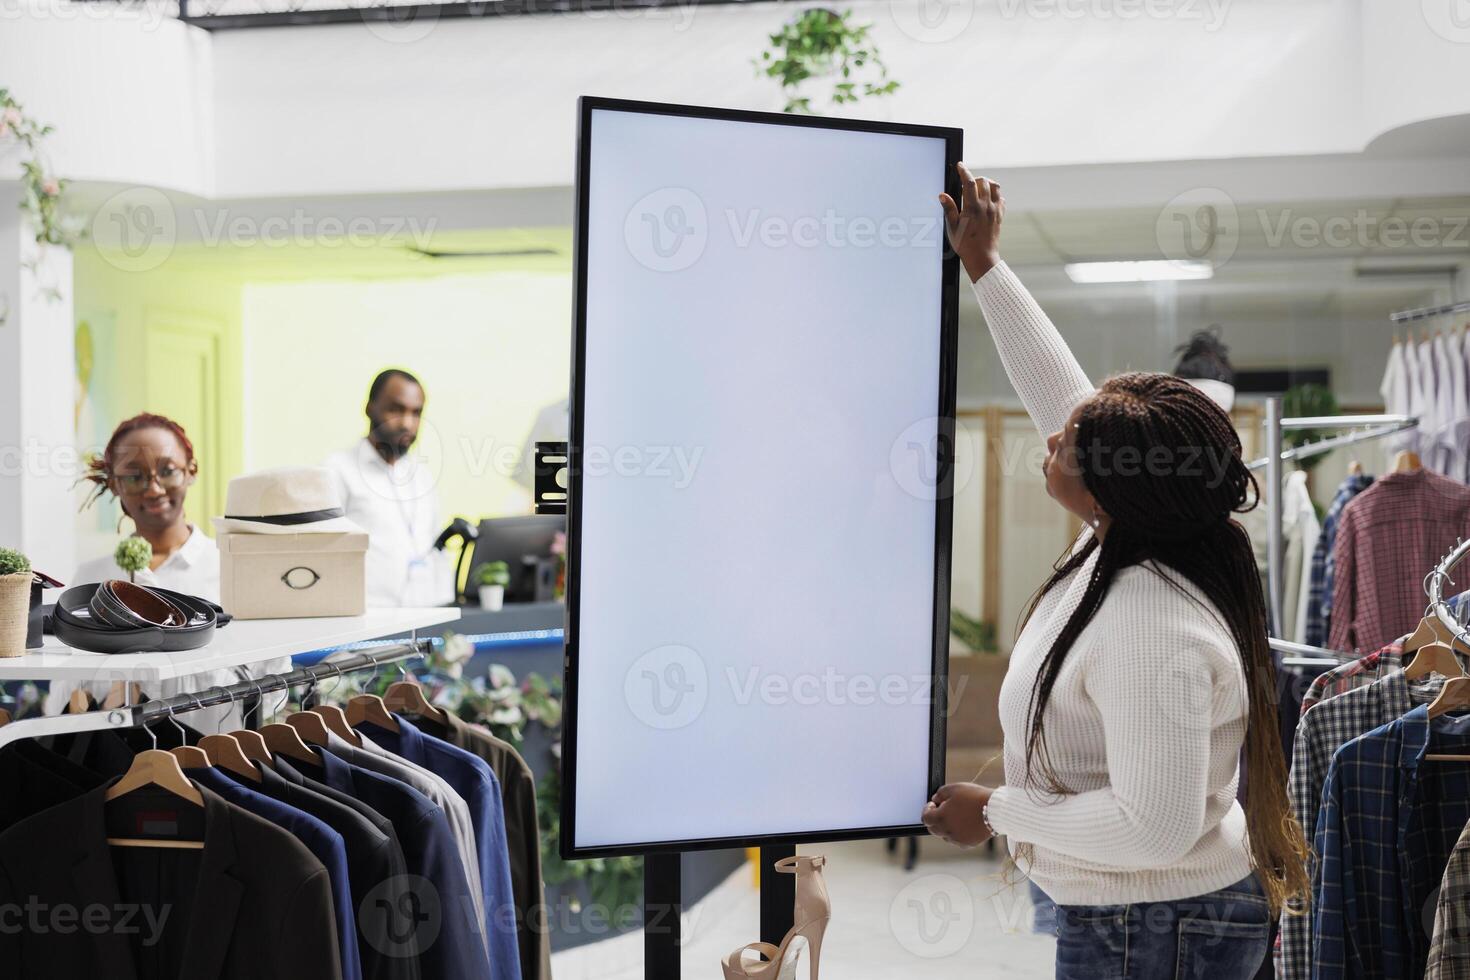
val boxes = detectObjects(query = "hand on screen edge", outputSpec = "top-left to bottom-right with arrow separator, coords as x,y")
939,162 -> 1004,284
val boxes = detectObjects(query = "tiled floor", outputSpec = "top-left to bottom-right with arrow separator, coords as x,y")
550,837 -> 1056,978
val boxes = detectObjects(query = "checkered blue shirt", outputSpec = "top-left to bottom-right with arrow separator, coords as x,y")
1282,665 -> 1436,980
1313,705 -> 1470,979
1305,473 -> 1373,648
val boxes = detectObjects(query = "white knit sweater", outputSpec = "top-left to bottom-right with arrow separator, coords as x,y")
974,261 -> 1255,906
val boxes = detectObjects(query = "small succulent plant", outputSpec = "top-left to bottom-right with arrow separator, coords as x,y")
114,537 -> 152,582
0,547 -> 30,577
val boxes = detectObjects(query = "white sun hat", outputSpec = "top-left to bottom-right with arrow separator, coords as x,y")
213,466 -> 364,536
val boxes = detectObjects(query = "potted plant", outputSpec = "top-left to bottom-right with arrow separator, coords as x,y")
114,537 -> 152,583
0,546 -> 32,658
472,560 -> 511,611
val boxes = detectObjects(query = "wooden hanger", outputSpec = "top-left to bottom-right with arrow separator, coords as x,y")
102,682 -> 141,710
286,710 -> 334,746
170,744 -> 211,769
227,680 -> 275,767
1404,641 -> 1466,681
68,688 -> 92,714
346,694 -> 400,733
1428,677 -> 1470,719
1393,450 -> 1423,473
1403,614 -> 1470,658
260,723 -> 321,765
0,707 -> 11,727
1347,458 -> 1363,476
310,704 -> 363,747
199,734 -> 262,782
105,749 -> 206,849
230,729 -> 275,768
384,679 -> 448,726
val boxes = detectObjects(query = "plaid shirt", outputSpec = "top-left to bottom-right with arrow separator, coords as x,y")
1305,473 -> 1374,647
1301,642 -> 1404,714
1313,705 -> 1470,979
1328,469 -> 1470,654
1429,818 -> 1470,980
1281,666 -> 1438,980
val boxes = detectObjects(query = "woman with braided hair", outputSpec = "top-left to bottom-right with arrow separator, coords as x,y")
921,166 -> 1307,979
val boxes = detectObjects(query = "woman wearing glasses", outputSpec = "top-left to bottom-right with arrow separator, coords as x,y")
75,413 -> 217,593
48,413 -> 246,731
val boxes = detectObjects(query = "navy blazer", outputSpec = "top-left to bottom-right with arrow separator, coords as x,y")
283,746 -> 493,980
359,715 -> 521,980
191,767 -> 363,980
229,761 -> 421,980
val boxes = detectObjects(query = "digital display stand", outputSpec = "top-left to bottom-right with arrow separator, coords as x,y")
556,96 -> 962,976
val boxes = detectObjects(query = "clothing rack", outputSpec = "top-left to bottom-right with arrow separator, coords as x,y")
1257,400 -> 1420,637
0,637 -> 429,752
1428,538 -> 1470,641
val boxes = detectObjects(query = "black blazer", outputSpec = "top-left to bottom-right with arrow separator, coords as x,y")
0,781 -> 343,980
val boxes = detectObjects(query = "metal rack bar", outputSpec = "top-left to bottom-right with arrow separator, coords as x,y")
1270,637 -> 1351,668
1278,414 -> 1417,430
1246,418 -> 1419,471
0,639 -> 429,751
1391,300 -> 1470,324
1265,398 -> 1285,637
1270,638 -> 1348,658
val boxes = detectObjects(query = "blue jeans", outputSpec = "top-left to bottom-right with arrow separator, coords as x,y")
1053,875 -> 1270,980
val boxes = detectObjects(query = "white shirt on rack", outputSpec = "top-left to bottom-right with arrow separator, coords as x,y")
46,526 -> 290,734
1417,338 -> 1439,467
1405,339 -> 1427,455
1433,333 -> 1460,475
324,438 -> 453,609
1381,342 -> 1414,453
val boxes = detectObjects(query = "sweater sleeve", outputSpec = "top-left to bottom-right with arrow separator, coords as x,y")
985,573 -> 1237,868
970,261 -> 1096,438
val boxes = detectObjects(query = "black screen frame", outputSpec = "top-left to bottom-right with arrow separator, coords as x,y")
561,95 -> 963,860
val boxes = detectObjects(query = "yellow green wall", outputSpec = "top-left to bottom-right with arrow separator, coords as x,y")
242,270 -> 571,522
72,246 -> 247,566
71,230 -> 573,572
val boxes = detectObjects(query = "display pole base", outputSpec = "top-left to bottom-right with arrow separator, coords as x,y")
645,852 -> 681,979
760,844 -> 796,949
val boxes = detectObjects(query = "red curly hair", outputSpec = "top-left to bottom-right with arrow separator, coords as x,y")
81,413 -> 197,510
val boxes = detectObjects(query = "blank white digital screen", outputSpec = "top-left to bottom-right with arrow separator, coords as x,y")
571,103 -> 953,851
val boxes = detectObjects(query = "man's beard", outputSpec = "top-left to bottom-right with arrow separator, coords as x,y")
370,427 -> 415,460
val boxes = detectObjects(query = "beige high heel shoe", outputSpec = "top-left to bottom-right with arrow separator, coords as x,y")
721,855 -> 830,980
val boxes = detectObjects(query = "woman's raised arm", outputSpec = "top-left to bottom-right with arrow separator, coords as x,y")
941,167 -> 1095,437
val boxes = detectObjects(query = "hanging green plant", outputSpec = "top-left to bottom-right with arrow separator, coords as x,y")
755,8 -> 900,115
0,89 -> 80,249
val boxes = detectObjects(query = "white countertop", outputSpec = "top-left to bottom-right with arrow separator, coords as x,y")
0,607 -> 461,682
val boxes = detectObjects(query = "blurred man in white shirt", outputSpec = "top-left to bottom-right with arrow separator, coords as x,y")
324,369 -> 452,607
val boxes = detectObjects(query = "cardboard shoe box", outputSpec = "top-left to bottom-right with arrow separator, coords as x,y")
218,531 -> 369,619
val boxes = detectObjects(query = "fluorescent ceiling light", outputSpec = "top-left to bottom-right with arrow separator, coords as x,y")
1064,260 -> 1214,284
